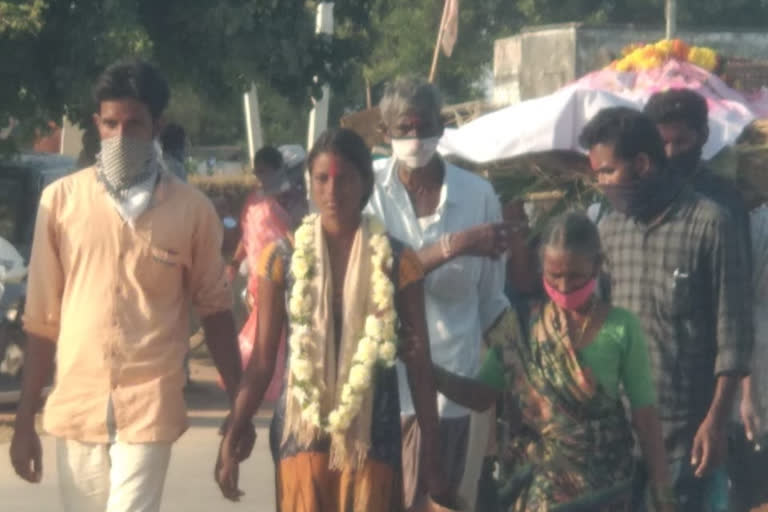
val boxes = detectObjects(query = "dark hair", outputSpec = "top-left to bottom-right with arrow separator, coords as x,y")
77,120 -> 101,168
307,128 -> 374,209
540,211 -> 602,261
644,88 -> 709,133
579,107 -> 667,168
93,59 -> 170,120
253,146 -> 283,172
160,123 -> 186,153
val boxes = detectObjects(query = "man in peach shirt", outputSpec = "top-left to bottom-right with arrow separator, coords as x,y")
9,60 -> 252,512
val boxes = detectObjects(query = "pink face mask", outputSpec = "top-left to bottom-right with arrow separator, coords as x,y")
543,277 -> 597,311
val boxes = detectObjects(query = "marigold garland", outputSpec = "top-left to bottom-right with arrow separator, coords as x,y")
612,38 -> 719,73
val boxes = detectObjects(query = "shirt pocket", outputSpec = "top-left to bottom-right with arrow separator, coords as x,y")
667,268 -> 693,317
663,269 -> 692,318
133,244 -> 184,298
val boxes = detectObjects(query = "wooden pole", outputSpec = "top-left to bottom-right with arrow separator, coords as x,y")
666,0 -> 677,39
365,76 -> 372,109
428,0 -> 450,83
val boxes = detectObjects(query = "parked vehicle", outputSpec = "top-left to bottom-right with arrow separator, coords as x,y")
0,153 -> 76,404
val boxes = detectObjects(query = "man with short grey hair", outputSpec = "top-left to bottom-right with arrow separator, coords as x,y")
367,76 -> 520,509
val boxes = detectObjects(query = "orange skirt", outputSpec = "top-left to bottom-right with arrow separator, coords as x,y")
276,452 -> 403,512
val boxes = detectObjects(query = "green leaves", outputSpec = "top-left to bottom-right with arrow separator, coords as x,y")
0,0 -> 47,37
0,0 -> 372,148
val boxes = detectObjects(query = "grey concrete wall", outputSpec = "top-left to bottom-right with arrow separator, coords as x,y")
494,23 -> 768,103
493,36 -> 522,105
519,26 -> 578,100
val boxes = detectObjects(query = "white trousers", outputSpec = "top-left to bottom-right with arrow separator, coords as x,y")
56,438 -> 172,512
458,409 -> 493,511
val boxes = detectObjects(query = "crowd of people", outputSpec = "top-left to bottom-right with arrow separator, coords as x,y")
7,58 -> 768,512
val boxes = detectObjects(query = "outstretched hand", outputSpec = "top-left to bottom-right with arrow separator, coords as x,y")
457,221 -> 528,260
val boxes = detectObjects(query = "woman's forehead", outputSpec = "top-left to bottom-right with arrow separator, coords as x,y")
543,247 -> 595,266
312,152 -> 355,175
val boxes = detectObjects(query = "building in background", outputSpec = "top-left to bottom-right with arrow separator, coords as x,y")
494,23 -> 768,105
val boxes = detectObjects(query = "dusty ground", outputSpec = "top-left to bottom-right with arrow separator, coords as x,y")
0,347 -> 278,511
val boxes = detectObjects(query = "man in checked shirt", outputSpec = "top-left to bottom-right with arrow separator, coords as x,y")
580,107 -> 753,512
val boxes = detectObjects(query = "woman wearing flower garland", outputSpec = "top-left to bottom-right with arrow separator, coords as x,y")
216,128 -> 445,511
434,212 -> 676,512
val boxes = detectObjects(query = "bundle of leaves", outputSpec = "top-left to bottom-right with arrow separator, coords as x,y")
446,150 -> 602,234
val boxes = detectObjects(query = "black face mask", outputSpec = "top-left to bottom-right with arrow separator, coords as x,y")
667,146 -> 703,177
600,170 -> 683,222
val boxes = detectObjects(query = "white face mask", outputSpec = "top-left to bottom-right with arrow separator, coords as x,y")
391,136 -> 440,170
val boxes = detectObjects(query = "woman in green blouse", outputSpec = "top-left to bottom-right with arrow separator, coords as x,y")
434,211 -> 676,512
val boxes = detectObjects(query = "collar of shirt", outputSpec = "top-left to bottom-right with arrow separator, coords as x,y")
379,157 -> 460,243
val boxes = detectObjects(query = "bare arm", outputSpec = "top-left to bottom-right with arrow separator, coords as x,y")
502,200 -> 538,295
692,375 -> 739,477
227,276 -> 285,440
11,189 -> 62,483
14,336 -> 55,426
434,307 -> 521,412
690,211 -> 751,476
432,365 -> 498,412
216,276 -> 284,500
398,279 -> 443,496
708,375 -> 740,427
10,335 -> 55,482
201,310 -> 242,403
416,223 -> 517,275
632,406 -> 672,492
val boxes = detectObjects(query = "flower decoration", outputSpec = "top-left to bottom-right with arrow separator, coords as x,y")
287,213 -> 400,435
611,38 -> 718,73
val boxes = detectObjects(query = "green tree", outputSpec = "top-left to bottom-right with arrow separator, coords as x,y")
0,0 -> 370,149
358,0 -> 518,103
513,0 -> 768,26
6,0 -> 768,151
324,0 -> 768,120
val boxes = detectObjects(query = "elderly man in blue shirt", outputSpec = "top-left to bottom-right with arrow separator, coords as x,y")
367,76 -> 519,510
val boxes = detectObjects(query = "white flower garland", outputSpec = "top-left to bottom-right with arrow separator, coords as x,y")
287,213 -> 399,434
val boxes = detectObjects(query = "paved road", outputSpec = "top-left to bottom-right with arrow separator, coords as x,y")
0,362 -> 278,511
1,422 -> 277,511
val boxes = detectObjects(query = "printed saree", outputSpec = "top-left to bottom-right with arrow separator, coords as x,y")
496,302 -> 635,512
